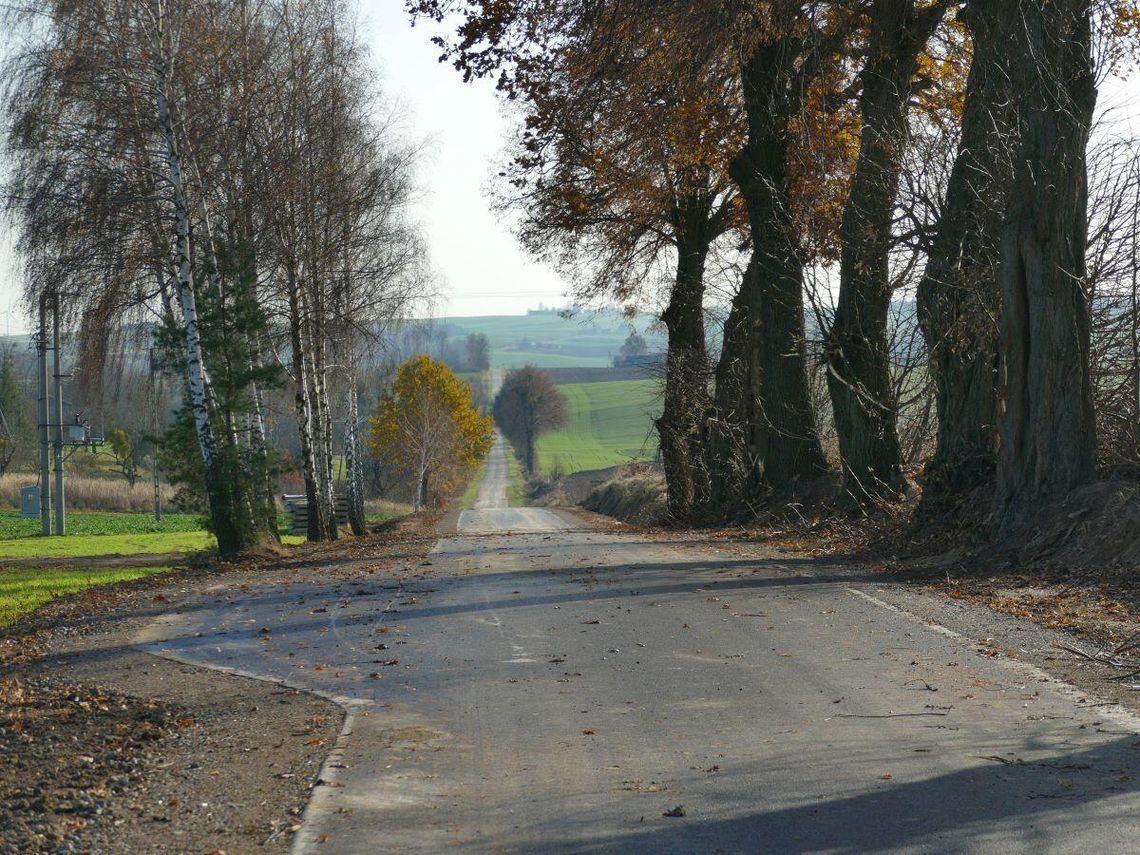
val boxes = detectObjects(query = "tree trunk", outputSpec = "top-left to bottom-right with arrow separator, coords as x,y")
996,0 -> 1097,522
705,261 -> 755,514
724,38 -> 828,504
153,29 -> 245,556
826,0 -> 946,498
286,273 -> 336,541
915,0 -> 1015,505
249,371 -> 281,540
313,325 -> 338,537
417,466 -> 430,511
344,380 -> 366,536
656,188 -> 713,519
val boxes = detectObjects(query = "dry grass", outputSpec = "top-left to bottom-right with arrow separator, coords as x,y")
581,465 -> 668,526
364,498 -> 413,520
0,474 -> 176,513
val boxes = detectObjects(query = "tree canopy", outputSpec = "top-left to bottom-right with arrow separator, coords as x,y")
370,355 -> 494,510
493,366 -> 570,475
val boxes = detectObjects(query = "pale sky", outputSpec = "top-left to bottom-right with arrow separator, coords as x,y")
0,2 -> 573,334
0,5 -> 1136,334
361,2 -> 571,319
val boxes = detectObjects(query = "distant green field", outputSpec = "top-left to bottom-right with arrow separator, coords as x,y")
490,350 -> 611,369
444,312 -> 665,370
535,380 -> 660,474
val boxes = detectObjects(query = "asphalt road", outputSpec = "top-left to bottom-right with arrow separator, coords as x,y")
144,438 -> 1140,853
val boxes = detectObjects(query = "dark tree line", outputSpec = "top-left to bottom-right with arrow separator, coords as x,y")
414,0 -> 1140,530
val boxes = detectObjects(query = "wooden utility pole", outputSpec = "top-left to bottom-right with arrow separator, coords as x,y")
150,348 -> 162,522
53,291 -> 65,536
38,293 -> 51,536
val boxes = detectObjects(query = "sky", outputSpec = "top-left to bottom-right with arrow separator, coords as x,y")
0,5 -> 1136,335
360,3 -> 571,319
0,2 -> 573,335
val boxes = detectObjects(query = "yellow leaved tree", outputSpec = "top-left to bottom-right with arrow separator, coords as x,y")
369,355 -> 494,510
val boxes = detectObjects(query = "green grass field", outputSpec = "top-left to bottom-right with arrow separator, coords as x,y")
0,531 -> 217,559
535,379 -> 661,475
490,350 -> 611,369
0,510 -> 203,539
0,510 -> 305,558
0,565 -> 171,627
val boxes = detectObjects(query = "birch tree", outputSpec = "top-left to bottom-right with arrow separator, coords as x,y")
3,0 -> 279,552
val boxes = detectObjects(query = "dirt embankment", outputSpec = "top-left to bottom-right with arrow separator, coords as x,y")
0,514 -> 439,854
532,462 -> 667,526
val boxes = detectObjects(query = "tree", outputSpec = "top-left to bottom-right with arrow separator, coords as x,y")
915,0 -> 1016,506
2,0 -> 279,553
707,7 -> 856,512
414,0 -> 744,520
466,333 -> 491,372
615,331 -> 649,367
996,0 -> 1098,522
369,355 -> 494,510
3,0 -> 426,551
825,0 -> 950,498
0,349 -> 28,475
493,367 -> 569,474
107,428 -> 139,488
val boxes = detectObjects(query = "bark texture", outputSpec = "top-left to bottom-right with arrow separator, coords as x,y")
996,0 -> 1097,521
705,260 -> 754,514
345,381 -> 366,536
713,38 -> 827,508
656,185 -> 714,518
826,0 -> 946,496
915,0 -> 1016,502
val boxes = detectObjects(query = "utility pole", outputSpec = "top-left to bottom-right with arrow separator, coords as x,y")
150,348 -> 162,522
52,291 -> 65,536
37,293 -> 51,536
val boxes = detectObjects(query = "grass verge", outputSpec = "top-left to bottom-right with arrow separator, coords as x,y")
0,565 -> 171,627
459,462 -> 487,510
505,451 -> 526,508
0,531 -> 215,559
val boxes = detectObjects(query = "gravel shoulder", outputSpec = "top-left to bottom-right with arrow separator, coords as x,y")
0,516 -> 439,854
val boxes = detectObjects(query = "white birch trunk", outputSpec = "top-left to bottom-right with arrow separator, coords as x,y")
154,36 -> 217,477
344,380 -> 366,535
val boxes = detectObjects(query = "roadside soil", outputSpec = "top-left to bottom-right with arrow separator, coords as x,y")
2,553 -> 192,570
0,513 -> 440,855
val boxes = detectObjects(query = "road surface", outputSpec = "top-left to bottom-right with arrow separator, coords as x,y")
144,438 -> 1140,853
